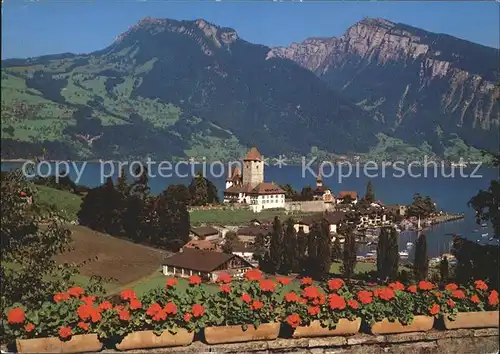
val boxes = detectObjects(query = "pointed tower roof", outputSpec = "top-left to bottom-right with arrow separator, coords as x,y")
244,147 -> 262,161
316,166 -> 323,182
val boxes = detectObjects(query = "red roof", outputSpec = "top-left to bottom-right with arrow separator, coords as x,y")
338,191 -> 358,199
244,147 -> 262,161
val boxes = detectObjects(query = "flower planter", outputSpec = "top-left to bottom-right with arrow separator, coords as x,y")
16,334 -> 102,353
443,311 -> 499,330
115,329 -> 194,351
204,322 -> 280,344
292,318 -> 361,338
370,315 -> 434,335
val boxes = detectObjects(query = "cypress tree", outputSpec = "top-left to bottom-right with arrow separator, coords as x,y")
296,228 -> 308,273
331,237 -> 342,261
377,228 -> 389,280
280,218 -> 299,275
342,231 -> 357,280
316,220 -> 332,279
414,234 -> 429,281
439,256 -> 449,283
387,227 -> 400,281
305,223 -> 319,277
266,216 -> 283,274
377,227 -> 400,281
365,181 -> 375,204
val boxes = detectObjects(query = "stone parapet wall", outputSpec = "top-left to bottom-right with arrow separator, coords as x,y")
100,328 -> 499,354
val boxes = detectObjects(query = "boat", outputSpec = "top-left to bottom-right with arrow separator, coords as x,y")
406,242 -> 414,248
481,223 -> 488,227
482,233 -> 489,238
473,229 -> 479,233
399,251 -> 409,258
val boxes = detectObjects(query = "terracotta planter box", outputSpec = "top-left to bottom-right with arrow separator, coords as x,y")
204,322 -> 280,344
370,315 -> 434,335
115,329 -> 194,351
16,334 -> 102,353
443,311 -> 499,330
293,318 -> 361,338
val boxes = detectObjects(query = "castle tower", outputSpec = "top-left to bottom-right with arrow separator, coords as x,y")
225,166 -> 233,190
242,147 -> 264,188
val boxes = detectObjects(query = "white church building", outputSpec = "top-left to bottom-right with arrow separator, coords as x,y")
223,147 -> 286,213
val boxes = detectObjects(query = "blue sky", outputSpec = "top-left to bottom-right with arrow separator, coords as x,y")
1,1 -> 498,59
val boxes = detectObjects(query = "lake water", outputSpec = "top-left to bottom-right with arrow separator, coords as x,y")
2,161 -> 498,257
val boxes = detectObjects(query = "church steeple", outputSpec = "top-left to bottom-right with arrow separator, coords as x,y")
316,166 -> 323,187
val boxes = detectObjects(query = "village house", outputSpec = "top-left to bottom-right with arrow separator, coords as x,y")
162,248 -> 254,282
293,211 -> 346,235
236,224 -> 272,244
336,191 -> 358,205
232,242 -> 257,265
223,147 -> 286,213
189,226 -> 220,240
183,239 -> 221,252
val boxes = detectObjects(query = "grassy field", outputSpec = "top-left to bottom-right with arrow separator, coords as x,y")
53,225 -> 169,293
190,208 -> 317,226
329,261 -> 376,276
35,185 -> 82,220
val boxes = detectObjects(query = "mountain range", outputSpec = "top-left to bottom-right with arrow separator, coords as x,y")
1,17 -> 498,162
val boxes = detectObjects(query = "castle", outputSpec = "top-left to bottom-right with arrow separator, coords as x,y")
223,147 -> 285,213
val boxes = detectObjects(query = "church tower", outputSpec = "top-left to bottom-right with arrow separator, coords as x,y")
242,147 -> 264,188
316,166 -> 323,188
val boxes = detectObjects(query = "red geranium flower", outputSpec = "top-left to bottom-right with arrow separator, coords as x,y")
153,310 -> 167,321
418,281 -> 434,291
241,293 -> 252,304
470,295 -> 480,304
120,289 -> 137,301
328,278 -> 345,291
348,299 -> 360,309
219,284 -> 231,294
130,299 -> 142,310
474,280 -> 488,291
328,293 -> 346,310
119,310 -> 131,321
277,277 -> 290,285
59,326 -> 72,339
77,322 -> 88,331
488,290 -> 499,306
251,300 -> 264,310
77,304 -> 92,321
7,307 -> 25,324
445,283 -> 458,292
429,303 -> 440,315
189,275 -> 202,285
407,285 -> 417,293
376,287 -> 395,301
54,293 -> 70,303
216,273 -> 232,284
303,286 -> 320,299
183,313 -> 192,322
164,302 -> 177,315
81,296 -> 95,306
357,290 -> 373,305
146,303 -> 162,316
25,323 -> 35,333
286,314 -> 301,328
451,290 -> 466,299
192,304 -> 205,318
68,287 -> 85,297
90,308 -> 102,323
244,269 -> 263,281
447,299 -> 455,308
284,292 -> 299,303
434,291 -> 442,298
388,281 -> 405,291
259,279 -> 276,292
99,301 -> 113,311
166,278 -> 178,287
301,277 -> 313,285
308,306 -> 320,316
313,293 -> 326,305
